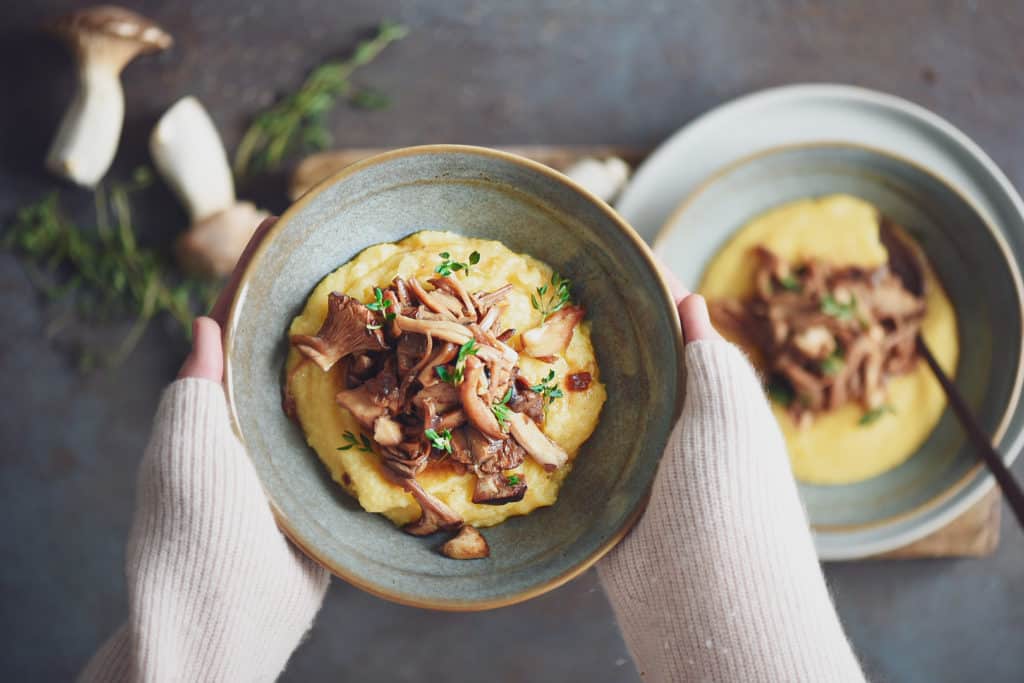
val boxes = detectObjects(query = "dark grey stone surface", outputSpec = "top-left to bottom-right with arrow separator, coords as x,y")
1,1 -> 1022,681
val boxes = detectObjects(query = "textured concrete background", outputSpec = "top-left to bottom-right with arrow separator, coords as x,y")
2,1 -> 1023,681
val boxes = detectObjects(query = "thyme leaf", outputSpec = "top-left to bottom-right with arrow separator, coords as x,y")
425,428 -> 453,453
530,369 -> 564,405
233,20 -> 408,178
531,271 -> 572,321
491,386 -> 514,427
3,171 -> 218,370
338,430 -> 374,451
435,250 -> 481,277
859,404 -> 895,426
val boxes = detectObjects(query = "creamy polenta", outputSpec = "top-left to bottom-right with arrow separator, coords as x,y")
285,231 -> 606,527
701,195 -> 958,485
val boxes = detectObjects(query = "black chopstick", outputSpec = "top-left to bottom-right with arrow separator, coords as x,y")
917,336 -> 1024,530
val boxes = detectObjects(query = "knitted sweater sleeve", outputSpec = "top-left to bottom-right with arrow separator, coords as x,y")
598,340 -> 865,682
79,378 -> 329,682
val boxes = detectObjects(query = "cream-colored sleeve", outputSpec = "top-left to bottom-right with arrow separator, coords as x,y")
598,340 -> 865,682
79,378 -> 329,683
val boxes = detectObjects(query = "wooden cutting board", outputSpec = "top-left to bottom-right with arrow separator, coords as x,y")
289,145 -> 1001,559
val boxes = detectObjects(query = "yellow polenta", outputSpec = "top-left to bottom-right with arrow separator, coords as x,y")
286,231 -> 606,527
700,195 -> 958,485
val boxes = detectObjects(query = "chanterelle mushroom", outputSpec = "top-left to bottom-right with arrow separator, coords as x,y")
291,293 -> 388,371
441,525 -> 490,560
521,305 -> 585,359
150,96 -> 269,277
46,5 -> 172,187
507,412 -> 569,471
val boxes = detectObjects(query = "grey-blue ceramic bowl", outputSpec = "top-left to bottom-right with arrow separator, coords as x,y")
224,145 -> 683,609
655,142 -> 1024,559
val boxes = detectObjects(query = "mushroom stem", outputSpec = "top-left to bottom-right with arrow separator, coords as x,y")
149,96 -> 235,222
45,6 -> 172,188
46,61 -> 125,187
563,157 -> 631,203
150,96 -> 268,277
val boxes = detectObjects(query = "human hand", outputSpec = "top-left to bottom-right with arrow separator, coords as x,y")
80,216 -> 329,682
177,216 -> 278,381
596,263 -> 862,681
656,262 -> 722,344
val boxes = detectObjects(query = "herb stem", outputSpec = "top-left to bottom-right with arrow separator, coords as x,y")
233,20 -> 408,178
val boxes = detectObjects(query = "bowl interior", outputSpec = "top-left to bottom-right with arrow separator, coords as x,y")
224,146 -> 682,608
656,144 -> 1023,531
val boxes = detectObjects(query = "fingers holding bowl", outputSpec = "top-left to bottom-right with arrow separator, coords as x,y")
210,216 -> 279,327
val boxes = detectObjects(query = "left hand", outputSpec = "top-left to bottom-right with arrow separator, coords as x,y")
178,216 -> 278,381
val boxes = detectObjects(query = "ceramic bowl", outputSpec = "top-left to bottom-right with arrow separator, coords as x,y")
655,142 -> 1024,559
223,145 -> 683,609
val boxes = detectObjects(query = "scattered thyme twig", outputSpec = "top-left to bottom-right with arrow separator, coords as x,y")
3,168 -> 219,370
821,293 -> 857,321
365,286 -> 396,330
435,250 -> 480,277
425,428 -> 453,453
531,369 -> 564,405
766,377 -> 794,407
233,20 -> 409,178
491,386 -> 514,427
531,271 -> 572,321
859,404 -> 895,426
338,430 -> 374,452
820,349 -> 845,376
778,274 -> 801,292
436,339 -> 479,384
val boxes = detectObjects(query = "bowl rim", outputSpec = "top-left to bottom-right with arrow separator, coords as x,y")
222,143 -> 684,611
653,139 -> 1024,535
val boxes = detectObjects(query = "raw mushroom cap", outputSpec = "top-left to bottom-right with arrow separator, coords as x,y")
50,5 -> 173,68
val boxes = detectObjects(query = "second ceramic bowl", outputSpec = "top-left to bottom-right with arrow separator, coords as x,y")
224,145 -> 683,609
656,142 -> 1024,559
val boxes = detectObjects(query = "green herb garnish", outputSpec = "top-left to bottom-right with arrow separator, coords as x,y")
820,350 -> 845,376
436,339 -> 479,384
859,405 -> 895,426
233,20 -> 409,177
778,274 -> 802,292
3,169 -> 218,370
530,272 -> 572,321
338,430 -> 374,452
425,428 -> 453,453
351,88 -> 391,110
821,293 -> 857,320
530,369 -> 564,405
491,386 -> 514,427
506,474 -> 521,486
366,286 -> 390,312
435,250 -> 481,277
767,377 -> 794,407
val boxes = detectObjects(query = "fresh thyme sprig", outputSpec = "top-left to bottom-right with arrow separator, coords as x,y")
491,386 -> 514,427
859,404 -> 895,426
3,168 -> 218,370
233,20 -> 409,178
778,274 -> 801,292
820,349 -> 845,376
531,271 -> 572,321
821,293 -> 857,320
436,339 -> 479,384
365,286 -> 396,330
766,377 -> 794,407
530,369 -> 564,405
425,428 -> 453,453
338,430 -> 374,452
435,250 -> 480,277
